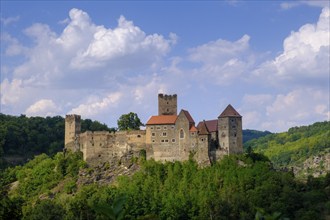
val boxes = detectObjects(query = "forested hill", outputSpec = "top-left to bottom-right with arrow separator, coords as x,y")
1,151 -> 329,219
242,129 -> 272,143
0,114 -> 114,169
244,121 -> 330,177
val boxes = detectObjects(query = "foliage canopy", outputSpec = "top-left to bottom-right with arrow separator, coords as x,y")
117,112 -> 144,131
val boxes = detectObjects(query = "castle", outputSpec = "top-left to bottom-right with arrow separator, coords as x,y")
65,94 -> 243,166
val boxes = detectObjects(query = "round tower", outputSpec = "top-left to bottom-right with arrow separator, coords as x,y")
158,93 -> 177,116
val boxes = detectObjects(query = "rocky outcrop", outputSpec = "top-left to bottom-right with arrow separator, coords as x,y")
76,151 -> 141,186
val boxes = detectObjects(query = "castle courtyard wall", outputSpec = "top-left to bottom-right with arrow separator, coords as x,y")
79,130 -> 146,165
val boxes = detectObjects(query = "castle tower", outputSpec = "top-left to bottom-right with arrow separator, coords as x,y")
217,105 -> 243,154
65,114 -> 81,151
158,93 -> 177,115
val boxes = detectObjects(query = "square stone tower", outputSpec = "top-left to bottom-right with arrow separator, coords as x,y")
217,105 -> 243,154
65,114 -> 81,151
158,94 -> 177,116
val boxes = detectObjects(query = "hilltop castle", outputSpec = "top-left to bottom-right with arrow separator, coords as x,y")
65,94 -> 243,166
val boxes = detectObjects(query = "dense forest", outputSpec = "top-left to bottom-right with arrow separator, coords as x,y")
1,151 -> 329,219
0,114 -> 114,169
242,129 -> 272,143
244,121 -> 330,177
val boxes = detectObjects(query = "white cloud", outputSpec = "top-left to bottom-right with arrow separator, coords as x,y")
69,92 -> 122,117
189,34 -> 250,63
1,32 -> 27,56
1,7 -> 329,133
2,8 -> 175,89
263,88 -> 329,131
243,94 -> 273,108
25,99 -> 60,116
70,14 -> 176,69
253,7 -> 330,88
281,1 -> 329,10
188,35 -> 255,85
0,79 -> 23,105
241,87 -> 329,132
1,16 -> 20,26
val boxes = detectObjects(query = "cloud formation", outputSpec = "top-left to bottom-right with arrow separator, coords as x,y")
1,6 -> 329,132
254,7 -> 329,88
188,35 -> 254,85
25,99 -> 61,116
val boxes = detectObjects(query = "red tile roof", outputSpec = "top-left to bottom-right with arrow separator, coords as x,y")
181,110 -> 195,124
198,121 -> 209,135
219,104 -> 241,118
189,126 -> 198,132
146,115 -> 177,125
197,119 -> 218,132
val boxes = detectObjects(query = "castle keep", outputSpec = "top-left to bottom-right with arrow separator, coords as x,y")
65,94 -> 243,165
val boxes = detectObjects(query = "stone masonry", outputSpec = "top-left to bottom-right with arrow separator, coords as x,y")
65,93 -> 243,166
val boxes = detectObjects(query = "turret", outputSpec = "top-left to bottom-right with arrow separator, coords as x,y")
217,105 -> 243,154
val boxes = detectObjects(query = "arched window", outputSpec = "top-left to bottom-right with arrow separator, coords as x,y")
180,129 -> 184,139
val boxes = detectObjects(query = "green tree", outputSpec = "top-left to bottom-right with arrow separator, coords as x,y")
117,112 -> 143,131
23,199 -> 65,220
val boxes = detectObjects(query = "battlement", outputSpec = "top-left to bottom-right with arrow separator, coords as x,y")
158,93 -> 177,116
65,114 -> 81,121
158,93 -> 177,99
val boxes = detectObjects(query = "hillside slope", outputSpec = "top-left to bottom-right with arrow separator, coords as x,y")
1,151 -> 329,220
244,121 -> 330,177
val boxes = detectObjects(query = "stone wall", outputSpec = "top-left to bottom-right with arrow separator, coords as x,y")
195,134 -> 211,166
65,115 -> 81,152
79,130 -> 146,165
218,116 -> 243,154
158,94 -> 177,115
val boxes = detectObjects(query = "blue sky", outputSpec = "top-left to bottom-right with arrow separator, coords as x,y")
1,1 -> 329,132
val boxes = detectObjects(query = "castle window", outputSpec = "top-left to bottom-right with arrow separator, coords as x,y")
180,129 -> 185,139
172,139 -> 176,143
163,126 -> 167,130
156,126 -> 161,130
161,140 -> 165,143
163,132 -> 167,137
152,133 -> 155,137
150,126 -> 154,130
152,139 -> 155,143
234,133 -> 237,137
167,102 -> 169,104
137,135 -> 141,138
167,108 -> 169,112
165,139 -> 169,142
171,125 -> 175,129
201,138 -> 204,142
